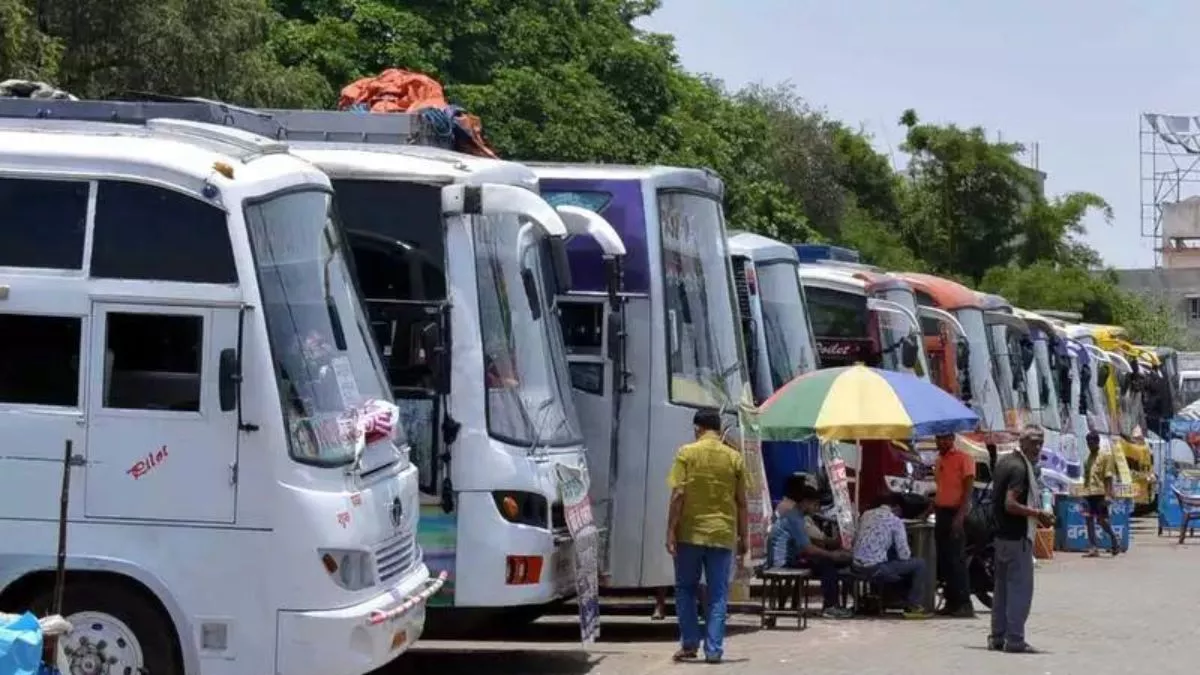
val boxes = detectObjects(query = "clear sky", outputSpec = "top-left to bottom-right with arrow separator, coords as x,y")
640,0 -> 1200,270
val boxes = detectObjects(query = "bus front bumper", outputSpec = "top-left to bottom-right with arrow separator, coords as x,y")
275,566 -> 446,675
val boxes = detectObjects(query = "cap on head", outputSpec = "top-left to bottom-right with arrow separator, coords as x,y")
693,408 -> 722,432
1019,424 -> 1044,443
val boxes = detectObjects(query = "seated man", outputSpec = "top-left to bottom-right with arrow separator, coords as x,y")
852,494 -> 929,619
766,476 -> 853,619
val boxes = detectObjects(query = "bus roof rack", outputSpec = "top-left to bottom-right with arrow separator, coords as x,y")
1034,309 -> 1083,322
0,94 -> 454,150
0,96 -> 291,159
115,92 -> 453,147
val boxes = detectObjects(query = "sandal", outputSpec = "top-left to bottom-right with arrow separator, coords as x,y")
672,648 -> 698,661
1083,549 -> 1100,558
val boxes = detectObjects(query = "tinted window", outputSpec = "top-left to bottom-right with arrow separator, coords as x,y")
91,181 -> 236,283
104,313 -> 203,411
0,177 -> 88,270
804,286 -> 868,339
0,314 -> 82,406
334,180 -> 446,300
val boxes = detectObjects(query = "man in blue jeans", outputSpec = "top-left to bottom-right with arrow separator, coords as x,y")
851,494 -> 930,619
666,409 -> 747,664
765,477 -> 853,618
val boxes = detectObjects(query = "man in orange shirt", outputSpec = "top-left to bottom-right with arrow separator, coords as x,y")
933,433 -> 976,618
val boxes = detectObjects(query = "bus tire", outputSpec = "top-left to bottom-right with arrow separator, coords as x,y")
29,578 -> 181,675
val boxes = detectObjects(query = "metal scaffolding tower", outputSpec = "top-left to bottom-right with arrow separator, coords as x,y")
1140,113 -> 1200,267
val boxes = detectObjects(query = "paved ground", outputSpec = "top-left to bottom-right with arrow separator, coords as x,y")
386,519 -> 1197,675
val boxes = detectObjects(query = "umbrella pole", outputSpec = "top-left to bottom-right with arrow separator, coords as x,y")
854,440 -> 862,514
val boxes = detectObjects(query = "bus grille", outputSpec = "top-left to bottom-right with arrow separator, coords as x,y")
374,529 -> 419,584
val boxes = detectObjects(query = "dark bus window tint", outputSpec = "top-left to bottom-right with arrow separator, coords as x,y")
804,286 -> 868,339
0,177 -> 88,270
91,181 -> 236,283
104,312 -> 203,412
0,314 -> 82,406
333,180 -> 446,301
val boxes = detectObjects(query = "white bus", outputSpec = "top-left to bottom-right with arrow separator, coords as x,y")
536,165 -> 751,588
174,106 -> 625,622
0,103 -> 435,675
726,233 -> 819,503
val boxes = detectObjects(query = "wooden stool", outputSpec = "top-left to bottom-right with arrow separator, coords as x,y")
757,568 -> 811,629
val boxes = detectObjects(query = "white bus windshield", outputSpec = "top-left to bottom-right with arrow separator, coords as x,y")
1085,357 -> 1111,434
756,260 -> 817,390
876,288 -> 927,377
659,191 -> 746,407
957,308 -> 1005,433
474,213 -> 582,448
1031,338 -> 1063,431
245,190 -> 403,467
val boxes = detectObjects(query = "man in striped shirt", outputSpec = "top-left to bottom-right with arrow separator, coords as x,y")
851,494 -> 930,619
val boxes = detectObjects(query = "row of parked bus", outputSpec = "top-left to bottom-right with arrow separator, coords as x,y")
758,245 -> 1182,515
0,96 -> 1183,675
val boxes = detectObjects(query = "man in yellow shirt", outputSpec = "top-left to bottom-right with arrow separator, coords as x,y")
666,409 -> 747,664
1082,431 -> 1120,557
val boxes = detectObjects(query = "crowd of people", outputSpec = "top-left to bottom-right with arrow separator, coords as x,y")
662,411 -> 1127,661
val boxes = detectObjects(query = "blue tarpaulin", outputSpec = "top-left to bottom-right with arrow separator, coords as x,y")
0,613 -> 43,675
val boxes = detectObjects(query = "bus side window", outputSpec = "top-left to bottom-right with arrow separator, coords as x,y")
0,176 -> 88,270
0,314 -> 82,407
91,180 -> 237,284
104,313 -> 203,412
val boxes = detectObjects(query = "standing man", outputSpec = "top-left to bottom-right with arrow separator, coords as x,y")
1082,431 -> 1120,557
989,425 -> 1055,654
933,433 -> 975,618
666,409 -> 747,664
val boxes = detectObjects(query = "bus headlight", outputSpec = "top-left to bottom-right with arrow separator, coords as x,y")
318,549 -> 376,591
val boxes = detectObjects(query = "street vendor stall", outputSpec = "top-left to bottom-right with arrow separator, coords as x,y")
756,364 -> 981,613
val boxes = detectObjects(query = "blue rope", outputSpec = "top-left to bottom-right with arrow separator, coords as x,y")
419,107 -> 455,141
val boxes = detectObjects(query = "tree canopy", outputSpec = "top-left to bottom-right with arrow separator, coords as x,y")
2,0 -> 1187,347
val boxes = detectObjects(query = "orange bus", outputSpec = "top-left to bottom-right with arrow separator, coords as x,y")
893,273 -> 1009,445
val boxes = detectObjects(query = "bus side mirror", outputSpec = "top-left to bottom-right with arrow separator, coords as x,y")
1020,338 -> 1035,371
901,335 -> 920,369
606,311 -> 623,362
1080,363 -> 1092,414
219,348 -> 238,412
549,236 -> 573,292
956,339 -> 973,402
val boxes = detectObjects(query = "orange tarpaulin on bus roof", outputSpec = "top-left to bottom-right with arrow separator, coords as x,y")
337,69 -> 498,159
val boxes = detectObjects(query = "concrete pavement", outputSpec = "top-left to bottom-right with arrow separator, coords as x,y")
385,520 -> 1198,674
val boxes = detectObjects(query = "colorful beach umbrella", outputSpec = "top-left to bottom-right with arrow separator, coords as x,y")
757,365 -> 979,441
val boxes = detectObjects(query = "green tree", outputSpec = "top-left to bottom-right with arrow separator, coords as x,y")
980,263 -> 1193,349
0,0 -> 61,81
898,109 -> 1037,282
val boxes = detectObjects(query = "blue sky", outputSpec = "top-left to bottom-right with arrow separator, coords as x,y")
641,0 -> 1200,270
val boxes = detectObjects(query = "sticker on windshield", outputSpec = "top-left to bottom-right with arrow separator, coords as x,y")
331,356 -> 362,408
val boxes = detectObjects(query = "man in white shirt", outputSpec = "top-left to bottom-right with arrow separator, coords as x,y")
851,494 -> 929,619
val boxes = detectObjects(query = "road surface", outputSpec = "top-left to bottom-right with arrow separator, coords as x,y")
384,520 -> 1194,674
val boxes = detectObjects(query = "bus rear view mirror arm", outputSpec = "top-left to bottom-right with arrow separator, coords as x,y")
443,183 -> 573,289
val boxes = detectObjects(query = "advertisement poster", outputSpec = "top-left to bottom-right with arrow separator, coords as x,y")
822,442 -> 856,549
556,463 -> 600,645
735,407 -> 771,566
1053,497 -> 1132,552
